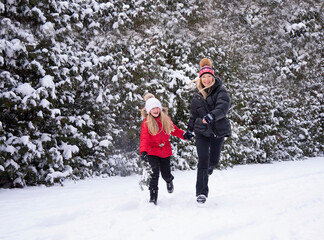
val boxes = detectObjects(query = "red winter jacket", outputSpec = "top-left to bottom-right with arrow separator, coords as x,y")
140,116 -> 185,158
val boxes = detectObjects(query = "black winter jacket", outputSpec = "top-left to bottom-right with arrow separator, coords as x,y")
188,78 -> 231,138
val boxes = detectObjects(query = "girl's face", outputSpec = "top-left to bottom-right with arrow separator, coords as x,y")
150,107 -> 161,118
201,74 -> 214,87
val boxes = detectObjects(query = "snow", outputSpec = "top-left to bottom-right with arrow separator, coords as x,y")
30,7 -> 46,23
0,3 -> 4,13
96,91 -> 103,103
86,139 -> 93,148
40,75 -> 55,89
3,145 -> 16,154
4,159 -> 20,170
40,99 -> 51,108
50,108 -> 61,118
20,136 -> 30,145
286,23 -> 307,33
1,157 -> 323,240
15,83 -> 35,96
40,75 -> 56,99
45,167 -> 73,185
60,142 -> 79,159
40,22 -> 55,35
99,139 -> 111,147
41,133 -> 51,142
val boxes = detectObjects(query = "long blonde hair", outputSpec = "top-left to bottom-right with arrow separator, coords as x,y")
141,93 -> 174,135
190,77 -> 215,99
190,58 -> 216,99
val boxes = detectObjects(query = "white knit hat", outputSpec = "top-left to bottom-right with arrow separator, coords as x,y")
145,97 -> 162,114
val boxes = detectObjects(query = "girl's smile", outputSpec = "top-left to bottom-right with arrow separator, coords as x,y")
150,107 -> 161,118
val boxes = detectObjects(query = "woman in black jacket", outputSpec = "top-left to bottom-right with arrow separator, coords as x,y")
183,58 -> 231,204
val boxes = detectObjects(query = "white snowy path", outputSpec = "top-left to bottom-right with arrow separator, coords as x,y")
1,157 -> 324,240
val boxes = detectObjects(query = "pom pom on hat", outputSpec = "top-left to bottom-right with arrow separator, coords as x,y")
199,58 -> 215,78
144,93 -> 162,114
200,58 -> 212,68
143,93 -> 155,101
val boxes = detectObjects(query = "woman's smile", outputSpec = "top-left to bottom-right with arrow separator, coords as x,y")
201,74 -> 214,87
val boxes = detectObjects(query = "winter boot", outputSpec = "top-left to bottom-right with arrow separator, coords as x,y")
196,194 -> 207,204
166,180 -> 174,193
149,189 -> 158,205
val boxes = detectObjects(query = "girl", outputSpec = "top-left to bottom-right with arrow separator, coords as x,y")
140,93 -> 187,205
185,58 -> 231,204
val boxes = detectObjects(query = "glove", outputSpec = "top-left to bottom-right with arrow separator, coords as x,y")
141,151 -> 148,162
203,113 -> 214,124
183,131 -> 194,140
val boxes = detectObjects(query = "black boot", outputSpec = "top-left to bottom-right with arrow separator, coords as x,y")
166,181 -> 174,193
197,194 -> 207,204
149,189 -> 158,205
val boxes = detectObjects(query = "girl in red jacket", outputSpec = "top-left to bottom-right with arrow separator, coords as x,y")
140,93 -> 191,205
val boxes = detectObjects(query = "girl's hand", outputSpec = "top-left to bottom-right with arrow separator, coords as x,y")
141,152 -> 148,162
202,118 -> 207,124
183,131 -> 194,140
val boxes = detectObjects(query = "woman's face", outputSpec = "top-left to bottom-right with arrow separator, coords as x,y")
201,74 -> 214,87
150,107 -> 161,118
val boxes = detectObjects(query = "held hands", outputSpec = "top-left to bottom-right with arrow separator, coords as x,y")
141,151 -> 148,162
183,131 -> 194,140
203,113 -> 214,124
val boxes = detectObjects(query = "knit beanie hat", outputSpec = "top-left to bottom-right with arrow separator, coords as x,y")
199,58 -> 215,78
144,93 -> 162,114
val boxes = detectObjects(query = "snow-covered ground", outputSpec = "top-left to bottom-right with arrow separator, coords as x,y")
1,157 -> 323,240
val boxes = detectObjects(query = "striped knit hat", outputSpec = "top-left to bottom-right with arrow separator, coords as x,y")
199,58 -> 215,78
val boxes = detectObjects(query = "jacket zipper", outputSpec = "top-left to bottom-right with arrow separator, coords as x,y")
161,132 -> 163,158
199,94 -> 218,137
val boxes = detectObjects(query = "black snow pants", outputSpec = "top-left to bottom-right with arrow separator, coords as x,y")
148,155 -> 174,190
195,133 -> 224,197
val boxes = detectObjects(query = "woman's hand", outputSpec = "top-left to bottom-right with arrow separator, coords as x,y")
202,118 -> 207,124
203,113 -> 214,124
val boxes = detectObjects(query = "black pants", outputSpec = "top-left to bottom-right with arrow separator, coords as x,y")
148,155 -> 174,190
195,134 -> 224,197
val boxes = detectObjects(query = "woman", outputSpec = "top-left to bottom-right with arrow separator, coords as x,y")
140,93 -> 186,205
185,58 -> 231,204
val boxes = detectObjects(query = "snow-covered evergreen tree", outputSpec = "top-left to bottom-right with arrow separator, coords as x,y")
1,0 -> 322,187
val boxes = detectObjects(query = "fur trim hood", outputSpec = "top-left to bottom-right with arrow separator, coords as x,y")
141,92 -> 168,118
141,106 -> 168,119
